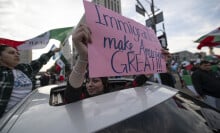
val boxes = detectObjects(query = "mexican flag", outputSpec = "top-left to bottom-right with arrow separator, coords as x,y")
55,54 -> 68,73
195,27 -> 220,49
56,58 -> 65,69
59,69 -> 65,81
55,56 -> 66,81
0,27 -> 73,50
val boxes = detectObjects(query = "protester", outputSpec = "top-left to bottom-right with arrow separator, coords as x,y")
0,44 -> 60,117
192,60 -> 220,109
64,24 -> 107,102
39,71 -> 50,86
159,56 -> 176,88
150,53 -> 176,88
159,72 -> 176,88
50,72 -> 57,84
64,24 -> 170,103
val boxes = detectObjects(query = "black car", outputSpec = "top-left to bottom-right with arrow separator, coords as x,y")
0,78 -> 220,133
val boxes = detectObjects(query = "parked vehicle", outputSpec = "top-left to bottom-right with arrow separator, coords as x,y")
1,78 -> 220,133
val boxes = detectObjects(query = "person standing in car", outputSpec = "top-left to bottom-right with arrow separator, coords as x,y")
0,44 -> 60,117
64,24 -> 110,103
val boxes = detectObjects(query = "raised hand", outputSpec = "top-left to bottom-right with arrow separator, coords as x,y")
72,24 -> 92,61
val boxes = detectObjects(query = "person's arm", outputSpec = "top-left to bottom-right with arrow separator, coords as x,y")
65,24 -> 91,102
29,48 -> 60,75
191,72 -> 205,97
68,24 -> 91,88
68,59 -> 88,88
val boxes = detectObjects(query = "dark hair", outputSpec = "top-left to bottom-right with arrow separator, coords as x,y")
200,60 -> 210,65
0,45 -> 10,55
85,72 -> 109,92
100,77 -> 109,92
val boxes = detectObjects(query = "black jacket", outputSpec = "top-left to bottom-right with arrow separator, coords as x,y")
160,73 -> 176,88
192,69 -> 220,98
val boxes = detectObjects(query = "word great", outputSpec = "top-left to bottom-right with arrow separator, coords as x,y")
104,35 -> 164,73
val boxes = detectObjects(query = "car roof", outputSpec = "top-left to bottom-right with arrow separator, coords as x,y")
0,83 -> 178,133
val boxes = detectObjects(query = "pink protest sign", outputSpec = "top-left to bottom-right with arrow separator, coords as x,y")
83,0 -> 167,78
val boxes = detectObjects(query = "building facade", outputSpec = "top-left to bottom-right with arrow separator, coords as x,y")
171,50 -> 206,63
93,0 -> 121,14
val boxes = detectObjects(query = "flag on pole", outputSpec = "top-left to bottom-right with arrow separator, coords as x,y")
59,69 -> 65,81
56,58 -> 65,69
55,54 -> 68,73
51,44 -> 62,60
0,27 -> 73,50
59,54 -> 68,65
195,27 -> 220,49
55,59 -> 64,74
55,57 -> 66,81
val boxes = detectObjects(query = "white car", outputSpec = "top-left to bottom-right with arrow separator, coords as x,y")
0,78 -> 220,133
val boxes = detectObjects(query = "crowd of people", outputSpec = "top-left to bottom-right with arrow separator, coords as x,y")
169,55 -> 220,109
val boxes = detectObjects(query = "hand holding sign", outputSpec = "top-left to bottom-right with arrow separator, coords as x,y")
72,24 -> 92,61
66,1 -> 170,102
161,49 -> 171,61
83,0 -> 167,78
69,24 -> 92,88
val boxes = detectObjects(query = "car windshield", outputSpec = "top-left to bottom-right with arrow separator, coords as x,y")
98,93 -> 220,133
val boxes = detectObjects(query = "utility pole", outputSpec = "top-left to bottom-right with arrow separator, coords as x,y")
162,23 -> 168,49
150,0 -> 156,33
136,0 -> 168,49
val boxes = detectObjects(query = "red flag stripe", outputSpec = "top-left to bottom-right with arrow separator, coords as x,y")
200,36 -> 215,43
197,42 -> 220,49
0,38 -> 24,48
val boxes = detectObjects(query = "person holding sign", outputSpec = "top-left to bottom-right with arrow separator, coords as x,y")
64,24 -> 109,102
65,1 -> 171,103
0,44 -> 60,118
64,24 -> 170,103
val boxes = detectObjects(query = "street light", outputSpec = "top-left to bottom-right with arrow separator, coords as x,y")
157,29 -> 168,50
135,0 -> 168,49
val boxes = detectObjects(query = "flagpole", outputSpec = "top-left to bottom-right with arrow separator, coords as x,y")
209,47 -> 214,55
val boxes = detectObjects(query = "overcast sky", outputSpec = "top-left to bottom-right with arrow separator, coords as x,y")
0,0 -> 220,70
